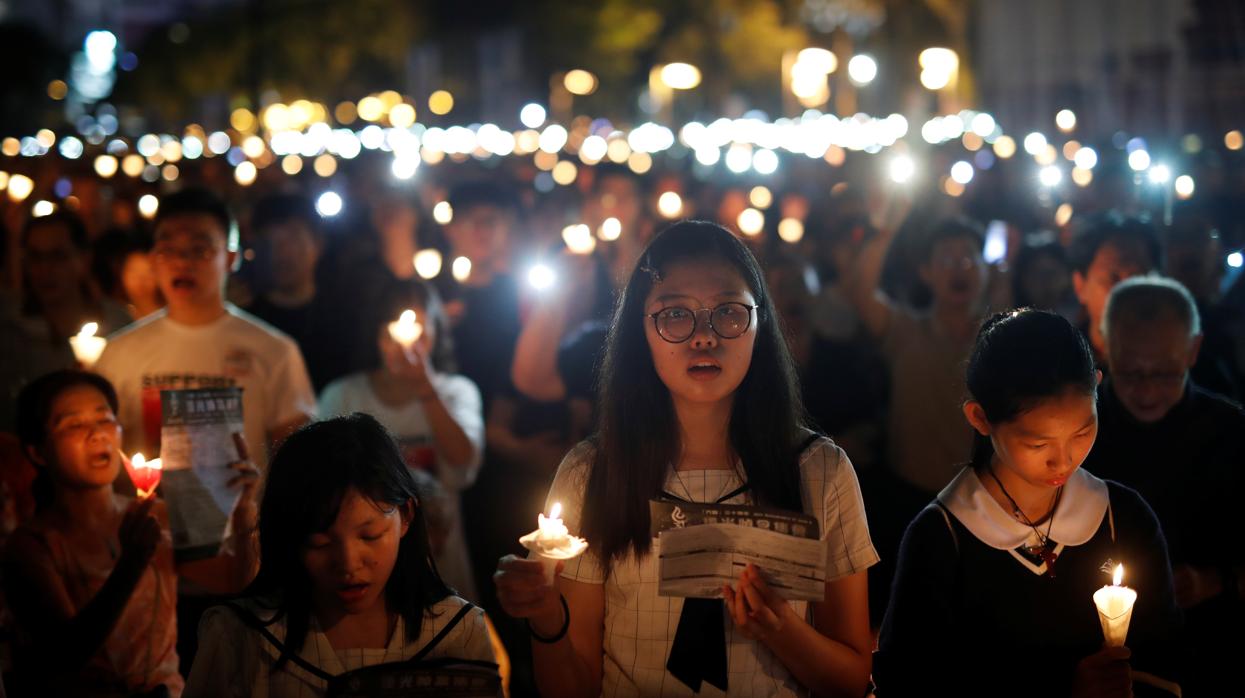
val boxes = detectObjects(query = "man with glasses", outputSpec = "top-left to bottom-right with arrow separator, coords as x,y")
95,188 -> 316,471
1086,275 -> 1244,695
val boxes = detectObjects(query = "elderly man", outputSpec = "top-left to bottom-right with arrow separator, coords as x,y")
1084,275 -> 1243,696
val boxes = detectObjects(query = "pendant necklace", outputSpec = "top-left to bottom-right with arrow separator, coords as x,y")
986,468 -> 1062,577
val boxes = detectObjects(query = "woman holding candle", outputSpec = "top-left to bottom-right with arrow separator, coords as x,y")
3,370 -> 180,696
874,309 -> 1184,697
319,279 -> 483,601
184,414 -> 499,697
494,221 -> 878,697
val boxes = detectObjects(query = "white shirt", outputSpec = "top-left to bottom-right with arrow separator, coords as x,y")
95,305 -> 316,471
318,371 -> 484,600
184,595 -> 498,698
548,437 -> 879,697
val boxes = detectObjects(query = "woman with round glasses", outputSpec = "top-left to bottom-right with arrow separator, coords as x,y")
493,220 -> 877,697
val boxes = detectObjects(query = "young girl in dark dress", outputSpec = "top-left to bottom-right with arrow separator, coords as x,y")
875,309 -> 1183,697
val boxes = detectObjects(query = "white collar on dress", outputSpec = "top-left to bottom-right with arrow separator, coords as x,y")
937,466 -> 1109,552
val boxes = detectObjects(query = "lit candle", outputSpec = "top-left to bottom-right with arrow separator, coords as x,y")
1093,564 -> 1138,647
520,501 -> 589,583
126,452 -> 163,499
387,309 -> 423,350
69,322 -> 107,368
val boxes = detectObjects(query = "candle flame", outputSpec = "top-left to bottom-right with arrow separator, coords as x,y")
399,309 -> 417,326
549,502 -> 562,520
131,452 -> 162,470
1113,564 -> 1123,586
79,322 -> 99,338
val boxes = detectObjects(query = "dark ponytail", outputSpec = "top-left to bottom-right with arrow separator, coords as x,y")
965,309 -> 1097,470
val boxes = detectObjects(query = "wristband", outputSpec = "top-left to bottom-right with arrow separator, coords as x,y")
527,594 -> 570,643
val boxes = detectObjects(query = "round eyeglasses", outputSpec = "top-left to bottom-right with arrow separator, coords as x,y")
645,302 -> 759,343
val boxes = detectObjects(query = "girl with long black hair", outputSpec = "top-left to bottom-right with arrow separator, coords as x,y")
494,221 -> 877,697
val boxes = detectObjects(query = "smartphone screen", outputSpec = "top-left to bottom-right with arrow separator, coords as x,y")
983,220 -> 1008,264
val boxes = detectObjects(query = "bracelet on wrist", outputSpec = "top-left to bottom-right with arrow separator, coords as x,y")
527,594 -> 570,644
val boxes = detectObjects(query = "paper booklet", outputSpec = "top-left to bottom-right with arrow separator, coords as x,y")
159,387 -> 243,561
650,499 -> 827,602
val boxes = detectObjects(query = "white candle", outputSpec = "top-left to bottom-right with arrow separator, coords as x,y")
1093,564 -> 1138,647
69,322 -> 107,368
537,502 -> 572,546
520,501 -> 589,583
387,309 -> 423,349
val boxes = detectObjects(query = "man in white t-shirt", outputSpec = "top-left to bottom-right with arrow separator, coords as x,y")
95,188 -> 316,473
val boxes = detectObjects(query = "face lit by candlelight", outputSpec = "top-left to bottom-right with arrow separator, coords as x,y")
964,387 -> 1099,493
644,260 -> 757,410
30,384 -> 123,491
303,488 -> 412,617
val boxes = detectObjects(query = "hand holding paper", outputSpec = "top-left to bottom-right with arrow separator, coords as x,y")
724,563 -> 792,642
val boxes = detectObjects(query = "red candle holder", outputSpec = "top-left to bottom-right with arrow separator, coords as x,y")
126,452 -> 163,498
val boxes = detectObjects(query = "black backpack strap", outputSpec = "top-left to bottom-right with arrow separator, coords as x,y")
222,602 -> 337,682
410,601 -> 478,663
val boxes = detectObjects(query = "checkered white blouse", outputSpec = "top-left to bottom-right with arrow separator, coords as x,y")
548,436 -> 879,697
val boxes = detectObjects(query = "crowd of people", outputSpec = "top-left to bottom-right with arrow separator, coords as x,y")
0,151 -> 1242,697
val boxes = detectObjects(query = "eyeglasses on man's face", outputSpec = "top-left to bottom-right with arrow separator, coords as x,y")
645,302 -> 759,343
152,243 -> 221,263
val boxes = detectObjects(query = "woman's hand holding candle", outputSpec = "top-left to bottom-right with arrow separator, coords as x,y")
494,554 -> 567,635
381,327 -> 437,401
519,502 -> 588,583
69,322 -> 107,369
1071,646 -> 1132,698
